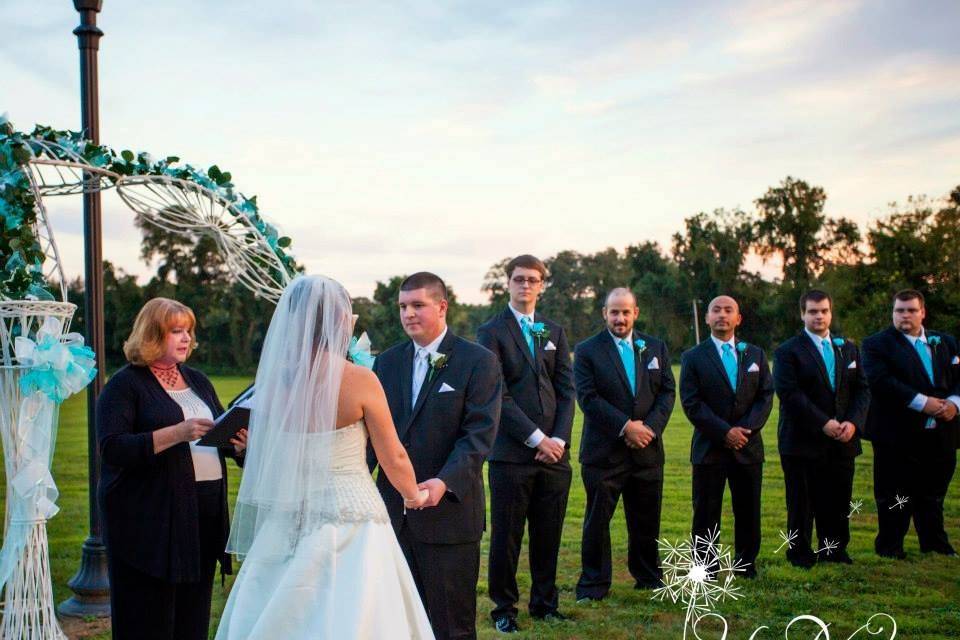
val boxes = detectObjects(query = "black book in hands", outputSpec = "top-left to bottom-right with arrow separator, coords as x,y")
197,385 -> 254,448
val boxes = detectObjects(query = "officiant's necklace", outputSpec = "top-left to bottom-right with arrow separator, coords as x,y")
150,362 -> 182,389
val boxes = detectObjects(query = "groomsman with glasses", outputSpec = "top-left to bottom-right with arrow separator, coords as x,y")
680,295 -> 773,577
573,287 -> 676,601
773,290 -> 870,568
477,255 -> 575,633
862,289 -> 960,558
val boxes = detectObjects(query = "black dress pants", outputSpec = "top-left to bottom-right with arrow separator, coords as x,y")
488,459 -> 571,620
781,455 -> 855,563
397,520 -> 481,640
691,462 -> 763,568
108,480 -> 223,640
576,461 -> 664,600
873,441 -> 957,555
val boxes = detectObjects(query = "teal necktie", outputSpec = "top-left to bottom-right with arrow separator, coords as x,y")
915,338 -> 934,384
618,339 -> 636,394
821,338 -> 836,390
520,316 -> 535,359
721,343 -> 738,391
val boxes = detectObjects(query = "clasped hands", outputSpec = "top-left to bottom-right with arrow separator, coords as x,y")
821,419 -> 856,443
404,477 -> 446,510
724,426 -> 752,450
623,419 -> 656,450
922,396 -> 959,422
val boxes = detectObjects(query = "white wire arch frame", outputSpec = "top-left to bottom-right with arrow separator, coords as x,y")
115,175 -> 292,302
19,141 -> 292,304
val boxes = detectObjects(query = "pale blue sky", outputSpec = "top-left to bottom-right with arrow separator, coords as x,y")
3,0 -> 959,302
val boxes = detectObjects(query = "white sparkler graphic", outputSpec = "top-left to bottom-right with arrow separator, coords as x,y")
816,539 -> 839,556
775,530 -> 798,554
890,495 -> 909,511
653,527 -> 747,640
848,499 -> 863,519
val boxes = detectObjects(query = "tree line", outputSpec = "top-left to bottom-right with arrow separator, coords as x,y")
66,176 -> 960,373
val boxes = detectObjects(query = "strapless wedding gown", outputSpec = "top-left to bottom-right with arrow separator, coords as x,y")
215,421 -> 434,639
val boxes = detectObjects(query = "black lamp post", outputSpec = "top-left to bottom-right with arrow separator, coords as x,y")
59,0 -> 111,617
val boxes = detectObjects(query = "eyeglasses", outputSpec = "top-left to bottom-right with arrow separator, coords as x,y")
511,276 -> 543,286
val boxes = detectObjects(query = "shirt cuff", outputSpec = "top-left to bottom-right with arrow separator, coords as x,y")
524,429 -> 546,448
550,436 -> 566,447
948,396 -> 960,412
619,420 -> 629,437
909,393 -> 928,412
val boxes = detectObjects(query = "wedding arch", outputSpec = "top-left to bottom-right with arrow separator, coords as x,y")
0,117 -> 295,639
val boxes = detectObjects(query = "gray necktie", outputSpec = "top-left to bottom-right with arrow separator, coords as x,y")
412,349 -> 429,406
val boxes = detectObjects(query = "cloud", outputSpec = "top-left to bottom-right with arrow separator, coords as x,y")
724,0 -> 862,59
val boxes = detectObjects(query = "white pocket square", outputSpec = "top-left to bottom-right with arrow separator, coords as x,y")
438,383 -> 456,393
544,340 -> 557,351
953,356 -> 960,365
847,360 -> 857,369
647,356 -> 660,370
747,362 -> 760,373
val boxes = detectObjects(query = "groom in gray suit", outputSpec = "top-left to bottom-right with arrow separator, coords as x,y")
372,272 -> 502,640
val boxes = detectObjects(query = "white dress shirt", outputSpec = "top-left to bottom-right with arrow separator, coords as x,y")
710,334 -> 736,359
902,330 -> 960,417
508,304 -> 566,449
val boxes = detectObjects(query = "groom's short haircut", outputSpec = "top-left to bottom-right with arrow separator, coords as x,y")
893,288 -> 924,308
401,272 -> 448,302
800,289 -> 832,312
506,254 -> 547,279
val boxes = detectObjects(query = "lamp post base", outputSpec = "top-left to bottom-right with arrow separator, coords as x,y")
57,537 -> 110,618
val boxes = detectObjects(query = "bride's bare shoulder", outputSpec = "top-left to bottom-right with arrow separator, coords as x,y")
340,361 -> 380,392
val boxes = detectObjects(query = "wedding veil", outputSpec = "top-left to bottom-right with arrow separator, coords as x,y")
226,274 -> 353,559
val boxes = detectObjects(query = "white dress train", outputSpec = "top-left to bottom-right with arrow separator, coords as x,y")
215,421 -> 434,639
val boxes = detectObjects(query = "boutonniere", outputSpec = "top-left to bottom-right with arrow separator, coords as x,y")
928,335 -> 942,348
427,352 -> 449,381
530,321 -> 550,346
635,338 -> 647,356
832,337 -> 845,348
736,341 -> 748,356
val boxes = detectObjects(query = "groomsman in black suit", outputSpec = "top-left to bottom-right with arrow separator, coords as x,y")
372,272 -> 502,640
773,290 -> 870,567
861,289 -> 960,559
574,287 -> 676,601
680,295 -> 773,577
477,255 -> 575,633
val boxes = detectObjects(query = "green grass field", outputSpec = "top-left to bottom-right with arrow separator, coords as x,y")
14,371 -> 960,639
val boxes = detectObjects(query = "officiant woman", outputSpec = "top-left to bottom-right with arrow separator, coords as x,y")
96,298 -> 247,640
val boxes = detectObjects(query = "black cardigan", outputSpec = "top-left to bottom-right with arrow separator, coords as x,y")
96,364 -> 240,583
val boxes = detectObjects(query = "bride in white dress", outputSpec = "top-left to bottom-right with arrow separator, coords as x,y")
215,275 -> 435,639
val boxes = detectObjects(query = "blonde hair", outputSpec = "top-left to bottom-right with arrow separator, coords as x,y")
123,298 -> 198,366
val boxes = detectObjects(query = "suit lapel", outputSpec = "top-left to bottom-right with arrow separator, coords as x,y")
799,332 -> 833,393
601,331 -> 633,396
631,331 -> 648,398
396,341 -> 414,438
405,330 -> 457,433
504,307 -> 537,371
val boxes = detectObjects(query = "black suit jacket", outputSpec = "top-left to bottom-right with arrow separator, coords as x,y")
861,326 -> 960,448
774,333 -> 870,459
372,330 -> 502,544
574,330 -> 676,467
680,338 -> 774,465
476,307 -> 575,463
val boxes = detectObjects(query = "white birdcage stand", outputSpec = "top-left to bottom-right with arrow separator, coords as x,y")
0,301 -> 77,640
